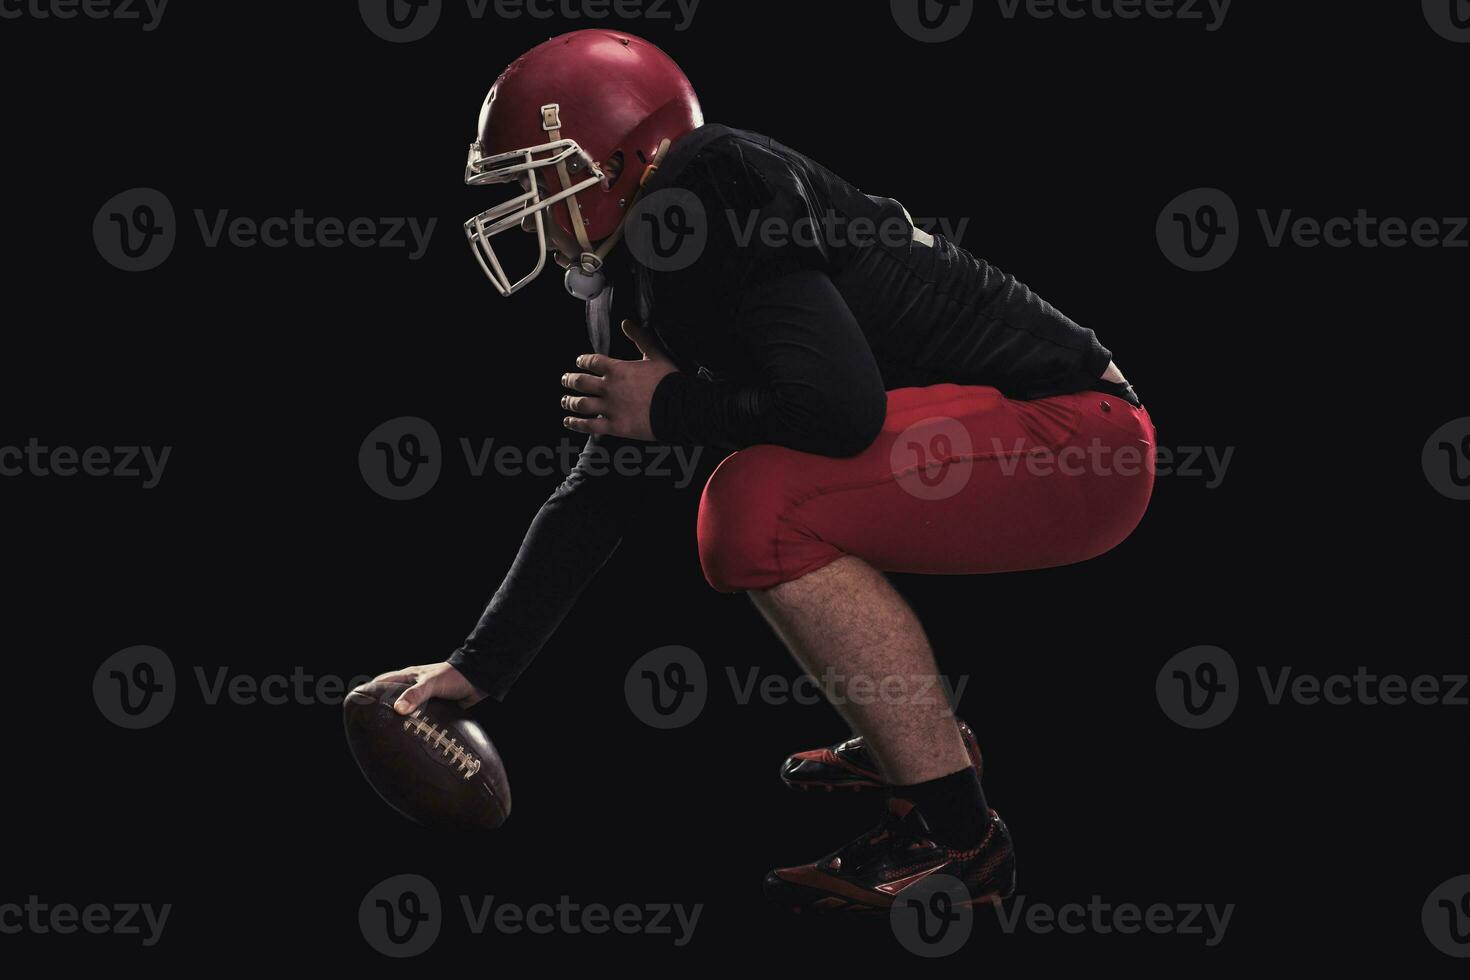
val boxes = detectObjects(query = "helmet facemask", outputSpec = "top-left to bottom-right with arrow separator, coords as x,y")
462,112 -> 606,297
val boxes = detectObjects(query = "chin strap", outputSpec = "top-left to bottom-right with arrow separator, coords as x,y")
564,137 -> 673,301
543,104 -> 596,256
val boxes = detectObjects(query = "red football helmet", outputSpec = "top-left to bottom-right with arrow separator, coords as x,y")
463,30 -> 704,297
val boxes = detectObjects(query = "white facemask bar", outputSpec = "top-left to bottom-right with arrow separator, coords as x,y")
462,126 -> 605,296
464,185 -> 547,297
464,138 -> 594,186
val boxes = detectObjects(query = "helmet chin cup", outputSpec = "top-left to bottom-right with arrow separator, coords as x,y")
564,252 -> 608,301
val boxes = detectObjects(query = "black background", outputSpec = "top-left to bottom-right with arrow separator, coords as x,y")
3,0 -> 1466,969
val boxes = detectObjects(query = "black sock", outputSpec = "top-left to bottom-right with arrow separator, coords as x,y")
892,767 -> 989,850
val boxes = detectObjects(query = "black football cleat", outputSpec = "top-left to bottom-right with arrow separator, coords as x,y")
763,798 -> 1016,914
764,799 -> 1017,916
780,719 -> 983,791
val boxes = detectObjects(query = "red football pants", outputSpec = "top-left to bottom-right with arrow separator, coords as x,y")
697,384 -> 1156,592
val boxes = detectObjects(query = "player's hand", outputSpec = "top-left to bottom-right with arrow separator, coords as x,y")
371,662 -> 488,715
560,319 -> 678,441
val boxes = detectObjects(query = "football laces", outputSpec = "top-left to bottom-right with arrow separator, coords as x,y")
402,711 -> 483,779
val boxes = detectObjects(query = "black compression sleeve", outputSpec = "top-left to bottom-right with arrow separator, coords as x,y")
446,275 -> 675,702
648,269 -> 887,456
446,433 -> 649,700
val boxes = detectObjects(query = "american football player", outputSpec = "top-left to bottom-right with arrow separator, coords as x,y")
372,29 -> 1154,913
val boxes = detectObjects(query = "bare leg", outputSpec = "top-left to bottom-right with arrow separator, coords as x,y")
750,555 -> 969,785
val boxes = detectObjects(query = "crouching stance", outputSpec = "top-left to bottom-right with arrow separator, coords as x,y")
704,383 -> 1152,909
372,30 -> 1155,914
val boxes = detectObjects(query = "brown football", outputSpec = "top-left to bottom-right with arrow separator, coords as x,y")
343,680 -> 511,831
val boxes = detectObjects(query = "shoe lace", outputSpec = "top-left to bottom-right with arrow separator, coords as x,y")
831,807 -> 929,870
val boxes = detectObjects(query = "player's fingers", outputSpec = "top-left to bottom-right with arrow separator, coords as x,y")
622,319 -> 672,363
393,680 -> 434,715
574,353 -> 617,375
561,395 -> 605,416
563,415 -> 612,435
621,319 -> 648,352
621,319 -> 658,358
561,371 -> 607,395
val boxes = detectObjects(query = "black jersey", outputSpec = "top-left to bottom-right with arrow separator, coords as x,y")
639,124 -> 1113,450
